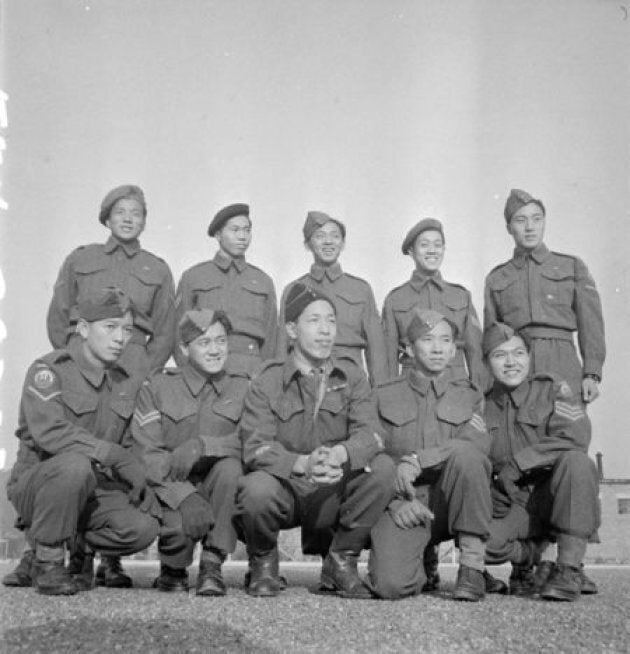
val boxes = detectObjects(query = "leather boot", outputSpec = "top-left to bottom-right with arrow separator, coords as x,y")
243,546 -> 287,592
317,550 -> 373,599
67,549 -> 95,591
452,565 -> 485,602
2,550 -> 35,587
541,563 -> 581,602
33,559 -> 78,596
483,570 -> 508,594
579,564 -> 598,595
246,551 -> 282,598
196,559 -> 226,597
154,564 -> 189,592
509,564 -> 536,597
532,560 -> 555,594
96,556 -> 132,588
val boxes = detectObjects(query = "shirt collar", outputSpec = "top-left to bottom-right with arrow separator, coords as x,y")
512,242 -> 550,267
213,250 -> 246,273
408,369 -> 448,397
310,262 -> 343,283
103,235 -> 140,256
410,269 -> 444,292
283,356 -> 341,389
182,362 -> 226,397
508,379 -> 531,407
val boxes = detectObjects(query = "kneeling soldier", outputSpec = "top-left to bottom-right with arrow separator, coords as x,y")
6,288 -> 159,595
368,308 -> 492,602
236,283 -> 394,598
132,309 -> 248,594
483,323 -> 600,601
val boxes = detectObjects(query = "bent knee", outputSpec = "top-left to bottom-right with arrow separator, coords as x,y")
237,472 -> 280,512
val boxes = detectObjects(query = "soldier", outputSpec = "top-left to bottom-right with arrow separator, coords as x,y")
132,309 -> 247,595
4,288 -> 159,595
175,203 -> 277,377
235,283 -> 394,598
382,218 -> 484,387
484,188 -> 605,403
47,184 -> 176,382
367,308 -> 492,602
276,211 -> 387,386
45,184 -> 174,586
482,323 -> 600,601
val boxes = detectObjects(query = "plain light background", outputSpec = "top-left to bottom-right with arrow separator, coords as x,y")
0,0 -> 628,475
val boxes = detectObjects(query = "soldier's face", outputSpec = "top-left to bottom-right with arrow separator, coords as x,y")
507,203 -> 545,251
286,300 -> 337,366
183,321 -> 229,376
106,198 -> 146,242
488,336 -> 531,388
410,230 -> 444,273
410,319 -> 456,376
78,312 -> 134,368
308,221 -> 345,266
216,215 -> 252,258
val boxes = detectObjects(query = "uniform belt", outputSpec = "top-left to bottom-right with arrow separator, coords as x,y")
520,326 -> 574,341
229,333 -> 261,355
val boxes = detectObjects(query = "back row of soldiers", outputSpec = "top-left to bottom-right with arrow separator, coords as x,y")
4,184 -> 605,602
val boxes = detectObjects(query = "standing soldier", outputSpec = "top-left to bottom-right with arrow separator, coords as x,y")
4,289 -> 159,595
45,184 -> 174,586
276,211 -> 388,386
132,309 -> 247,595
236,283 -> 394,598
484,189 -> 605,403
47,184 -> 176,382
367,309 -> 492,602
382,218 -> 484,387
482,323 -> 600,601
175,203 -> 277,377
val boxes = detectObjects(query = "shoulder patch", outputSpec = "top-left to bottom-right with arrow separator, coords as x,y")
554,380 -> 573,400
33,367 -> 56,390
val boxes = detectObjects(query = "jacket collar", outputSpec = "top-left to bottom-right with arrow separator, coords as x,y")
512,243 -> 550,268
309,262 -> 343,283
213,250 -> 246,273
410,269 -> 444,292
283,356 -> 343,390
68,339 -> 128,388
408,368 -> 448,397
489,379 -> 530,408
182,362 -> 226,397
103,235 -> 141,257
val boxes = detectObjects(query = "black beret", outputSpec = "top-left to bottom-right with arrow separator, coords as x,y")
99,185 -> 146,225
401,218 -> 444,254
208,203 -> 250,237
284,282 -> 336,323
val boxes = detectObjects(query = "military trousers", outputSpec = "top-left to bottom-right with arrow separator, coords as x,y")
9,452 -> 158,554
486,451 -> 600,565
368,444 -> 492,599
235,453 -> 395,557
528,337 -> 585,399
158,457 -> 242,568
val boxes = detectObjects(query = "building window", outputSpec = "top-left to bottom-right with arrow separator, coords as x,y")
618,497 -> 630,514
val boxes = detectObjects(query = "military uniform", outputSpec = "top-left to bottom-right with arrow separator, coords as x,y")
277,263 -> 388,385
236,356 -> 393,560
47,235 -> 176,380
484,373 -> 600,566
175,252 -> 277,376
132,363 -> 248,569
484,244 -> 605,397
367,371 -> 492,599
381,270 -> 484,386
7,341 -> 158,559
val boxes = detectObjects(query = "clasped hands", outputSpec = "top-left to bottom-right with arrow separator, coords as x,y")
390,454 -> 434,530
294,444 -> 348,486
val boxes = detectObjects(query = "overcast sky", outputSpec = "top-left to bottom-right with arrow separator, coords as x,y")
0,0 -> 629,476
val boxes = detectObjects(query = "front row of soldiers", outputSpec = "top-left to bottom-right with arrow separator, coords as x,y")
4,281 -> 599,603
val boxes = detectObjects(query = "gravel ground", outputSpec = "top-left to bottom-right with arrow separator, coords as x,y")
1,562 -> 629,653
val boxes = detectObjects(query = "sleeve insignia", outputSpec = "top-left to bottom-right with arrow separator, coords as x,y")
133,409 -> 161,427
554,401 -> 585,422
33,368 -> 56,390
468,413 -> 487,432
555,381 -> 573,400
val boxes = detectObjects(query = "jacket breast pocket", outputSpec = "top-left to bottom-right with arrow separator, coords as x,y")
489,275 -> 522,321
74,261 -> 113,299
128,267 -> 165,314
270,398 -> 304,423
335,292 -> 365,333
241,280 -> 270,325
540,266 -> 574,309
62,390 -> 98,419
